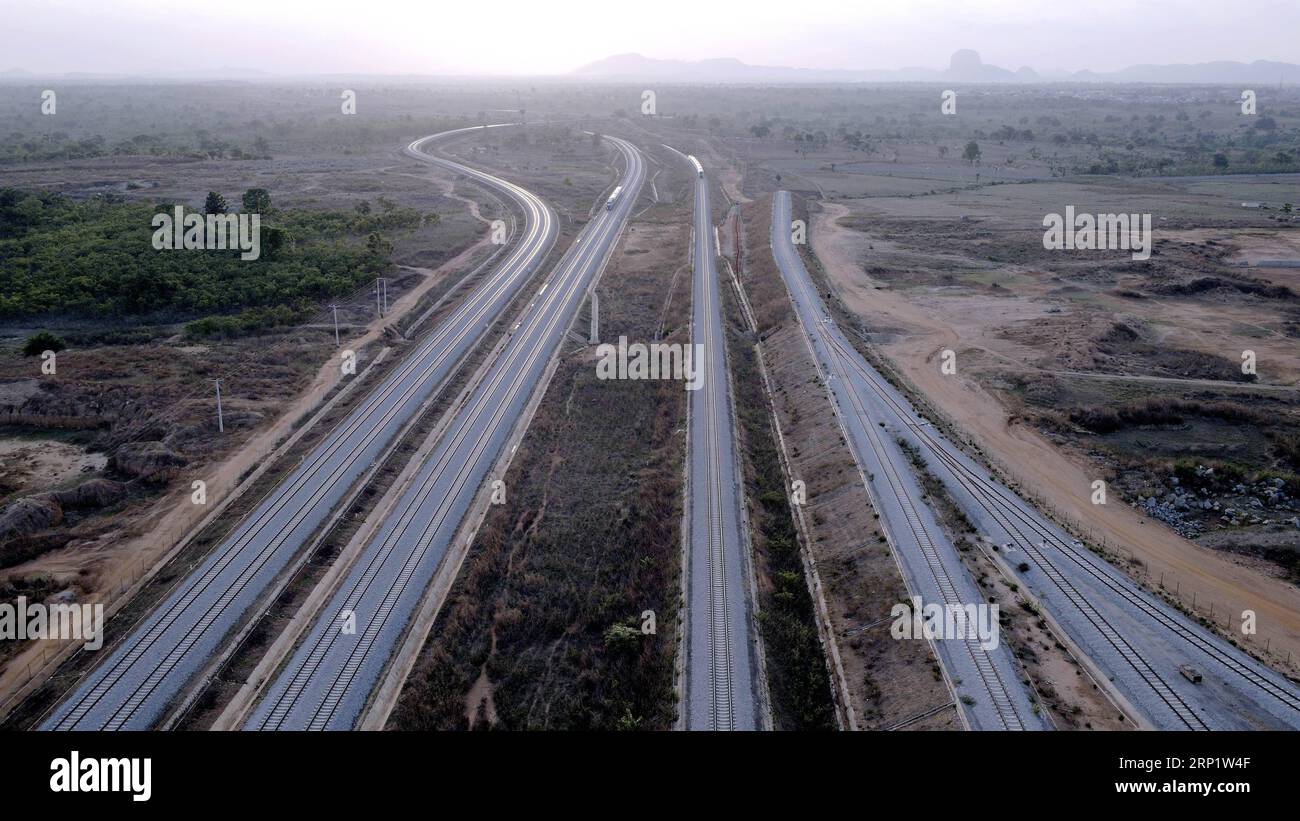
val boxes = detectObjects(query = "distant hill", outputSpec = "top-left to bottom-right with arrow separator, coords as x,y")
571,53 -> 865,83
572,50 -> 1300,84
1103,60 -> 1300,84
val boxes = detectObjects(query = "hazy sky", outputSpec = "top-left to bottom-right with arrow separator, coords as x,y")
5,0 -> 1298,76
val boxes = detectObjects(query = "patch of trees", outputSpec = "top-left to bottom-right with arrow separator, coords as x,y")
992,125 -> 1034,141
0,131 -> 269,165
0,188 -> 430,327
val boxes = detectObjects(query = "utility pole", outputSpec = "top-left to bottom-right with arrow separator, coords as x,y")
589,290 -> 599,345
330,304 -> 340,346
383,277 -> 388,315
214,379 -> 224,433
375,278 -> 382,319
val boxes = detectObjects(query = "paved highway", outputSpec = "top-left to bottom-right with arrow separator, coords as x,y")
772,192 -> 1043,731
683,158 -> 761,731
40,126 -> 557,731
773,191 -> 1300,730
245,136 -> 646,730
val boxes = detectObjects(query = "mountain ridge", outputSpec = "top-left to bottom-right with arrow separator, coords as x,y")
573,50 -> 1300,84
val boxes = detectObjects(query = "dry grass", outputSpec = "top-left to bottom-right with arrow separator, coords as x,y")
389,217 -> 691,730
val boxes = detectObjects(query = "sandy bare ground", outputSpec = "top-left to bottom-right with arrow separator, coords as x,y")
0,440 -> 107,501
403,171 -> 494,226
1160,228 -> 1300,267
812,202 -> 1300,672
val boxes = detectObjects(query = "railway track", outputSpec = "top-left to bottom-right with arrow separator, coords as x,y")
699,175 -> 736,731
40,125 -> 557,731
832,351 -> 1026,729
679,155 -> 761,731
769,205 -> 1024,732
245,136 -> 645,730
771,190 -> 1300,730
823,333 -> 1206,730
827,332 -> 1300,725
771,190 -> 1036,731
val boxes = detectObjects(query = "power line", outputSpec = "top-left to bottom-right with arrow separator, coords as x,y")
104,275 -> 385,449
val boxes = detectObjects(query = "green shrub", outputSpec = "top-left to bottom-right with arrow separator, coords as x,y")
21,330 -> 65,357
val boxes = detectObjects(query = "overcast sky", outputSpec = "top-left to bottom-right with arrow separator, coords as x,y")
5,0 -> 1298,76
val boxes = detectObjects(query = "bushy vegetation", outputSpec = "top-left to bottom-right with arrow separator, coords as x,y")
184,304 -> 314,339
1271,433 -> 1300,474
0,85 -> 473,164
0,131 -> 267,164
21,330 -> 65,356
688,85 -> 1300,178
1069,397 -> 1264,434
389,367 -> 686,730
0,188 -> 428,328
724,297 -> 836,730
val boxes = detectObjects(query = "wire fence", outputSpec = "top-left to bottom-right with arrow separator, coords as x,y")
0,551 -> 151,724
1040,500 -> 1300,677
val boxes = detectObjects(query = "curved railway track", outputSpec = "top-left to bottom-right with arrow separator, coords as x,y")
40,125 -> 557,731
246,136 -> 645,730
